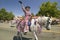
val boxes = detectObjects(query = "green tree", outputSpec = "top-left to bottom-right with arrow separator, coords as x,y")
0,8 -> 14,21
36,1 -> 60,18
0,8 -> 7,20
7,12 -> 14,20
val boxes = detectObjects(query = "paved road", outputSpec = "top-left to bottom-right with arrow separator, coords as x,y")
0,23 -> 60,40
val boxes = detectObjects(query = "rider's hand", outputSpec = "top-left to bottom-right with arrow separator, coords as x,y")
18,1 -> 22,4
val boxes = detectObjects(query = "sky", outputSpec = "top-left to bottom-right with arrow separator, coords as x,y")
0,0 -> 60,16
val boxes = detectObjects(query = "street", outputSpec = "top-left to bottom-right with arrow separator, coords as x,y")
0,23 -> 60,40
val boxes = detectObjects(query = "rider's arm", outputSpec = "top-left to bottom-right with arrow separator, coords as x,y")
19,1 -> 26,13
21,4 -> 26,13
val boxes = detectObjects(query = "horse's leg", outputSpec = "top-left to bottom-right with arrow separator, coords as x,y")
17,31 -> 20,40
33,31 -> 38,40
17,28 -> 22,40
17,31 -> 22,40
19,31 -> 22,40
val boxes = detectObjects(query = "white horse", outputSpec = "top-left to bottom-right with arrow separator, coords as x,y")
10,16 -> 52,40
30,16 -> 52,40
37,16 -> 52,30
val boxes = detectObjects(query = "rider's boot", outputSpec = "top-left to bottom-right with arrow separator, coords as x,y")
24,32 -> 27,35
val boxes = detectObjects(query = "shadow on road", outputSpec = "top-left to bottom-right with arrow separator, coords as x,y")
13,36 -> 32,40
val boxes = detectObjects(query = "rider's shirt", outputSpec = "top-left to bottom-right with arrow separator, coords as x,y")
22,4 -> 31,20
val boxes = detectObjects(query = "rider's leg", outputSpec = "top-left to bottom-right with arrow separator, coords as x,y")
24,20 -> 29,35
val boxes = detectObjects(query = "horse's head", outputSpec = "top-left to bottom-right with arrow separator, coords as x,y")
37,16 -> 52,30
45,17 -> 52,30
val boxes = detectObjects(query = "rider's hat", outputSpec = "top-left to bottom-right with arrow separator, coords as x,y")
25,6 -> 30,9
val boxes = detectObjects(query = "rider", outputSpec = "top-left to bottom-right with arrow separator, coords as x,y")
19,1 -> 31,34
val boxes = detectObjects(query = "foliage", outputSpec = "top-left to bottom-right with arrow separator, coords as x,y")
0,8 -> 14,21
36,1 -> 60,18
